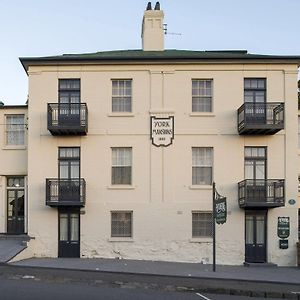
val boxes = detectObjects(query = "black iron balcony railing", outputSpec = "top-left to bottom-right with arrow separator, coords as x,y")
46,178 -> 86,207
47,103 -> 88,135
238,179 -> 285,208
237,102 -> 284,135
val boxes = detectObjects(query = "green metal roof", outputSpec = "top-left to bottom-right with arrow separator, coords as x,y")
0,105 -> 28,109
20,49 -> 300,72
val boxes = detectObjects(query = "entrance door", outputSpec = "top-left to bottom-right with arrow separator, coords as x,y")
7,190 -> 24,234
7,177 -> 25,235
58,210 -> 80,258
245,210 -> 267,263
244,78 -> 266,124
58,79 -> 80,126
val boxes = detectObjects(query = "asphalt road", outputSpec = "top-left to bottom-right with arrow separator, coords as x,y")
0,278 -> 195,300
0,278 -> 285,300
196,293 -> 286,300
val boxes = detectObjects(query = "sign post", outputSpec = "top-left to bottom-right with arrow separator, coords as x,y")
212,182 -> 227,272
212,183 -> 216,272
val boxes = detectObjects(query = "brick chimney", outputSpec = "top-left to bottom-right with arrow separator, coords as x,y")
141,2 -> 164,51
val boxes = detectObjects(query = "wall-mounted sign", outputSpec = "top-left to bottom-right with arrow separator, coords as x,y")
277,217 -> 290,239
279,239 -> 288,249
288,199 -> 296,205
150,116 -> 174,147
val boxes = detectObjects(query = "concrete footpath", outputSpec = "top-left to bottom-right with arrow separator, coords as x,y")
3,258 -> 300,299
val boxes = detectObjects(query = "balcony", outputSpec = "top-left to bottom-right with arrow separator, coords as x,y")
47,103 -> 88,135
237,102 -> 284,135
46,179 -> 86,207
238,179 -> 285,208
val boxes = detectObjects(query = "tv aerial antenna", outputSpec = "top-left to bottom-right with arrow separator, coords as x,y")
163,24 -> 182,36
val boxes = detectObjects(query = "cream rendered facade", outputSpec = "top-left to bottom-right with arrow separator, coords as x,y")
1,4 -> 300,266
13,61 -> 296,266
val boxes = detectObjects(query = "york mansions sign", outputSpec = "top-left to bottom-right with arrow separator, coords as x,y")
150,116 -> 174,147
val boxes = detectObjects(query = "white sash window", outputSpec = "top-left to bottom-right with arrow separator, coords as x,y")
192,147 -> 213,185
112,147 -> 132,185
6,115 -> 25,145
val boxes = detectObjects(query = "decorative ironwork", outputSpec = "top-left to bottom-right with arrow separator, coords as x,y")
46,178 -> 86,207
238,179 -> 285,208
237,102 -> 284,135
47,103 -> 88,135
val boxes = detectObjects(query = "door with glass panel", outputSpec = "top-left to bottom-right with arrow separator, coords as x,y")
245,210 -> 267,263
244,78 -> 266,124
7,177 -> 25,234
58,148 -> 80,203
244,147 -> 267,203
58,79 -> 80,126
58,210 -> 80,258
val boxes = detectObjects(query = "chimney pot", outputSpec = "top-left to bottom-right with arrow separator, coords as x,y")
146,2 -> 152,10
154,2 -> 160,10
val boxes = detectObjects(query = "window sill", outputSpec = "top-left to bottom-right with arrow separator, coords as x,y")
189,185 -> 213,190
107,185 -> 135,190
107,113 -> 134,117
108,237 -> 134,242
189,238 -> 212,243
189,112 -> 215,117
2,145 -> 26,150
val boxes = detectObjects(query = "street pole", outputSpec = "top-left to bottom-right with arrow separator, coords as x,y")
212,182 -> 216,272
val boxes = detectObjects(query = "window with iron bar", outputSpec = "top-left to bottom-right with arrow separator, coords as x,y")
111,211 -> 132,237
192,211 -> 213,238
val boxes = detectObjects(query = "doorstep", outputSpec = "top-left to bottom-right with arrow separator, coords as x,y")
0,234 -> 31,242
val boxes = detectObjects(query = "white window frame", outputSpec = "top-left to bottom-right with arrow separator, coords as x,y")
192,147 -> 213,185
192,79 -> 213,112
111,79 -> 132,113
5,114 -> 25,146
111,147 -> 132,185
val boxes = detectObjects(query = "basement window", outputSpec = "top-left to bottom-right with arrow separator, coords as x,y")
111,211 -> 132,238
